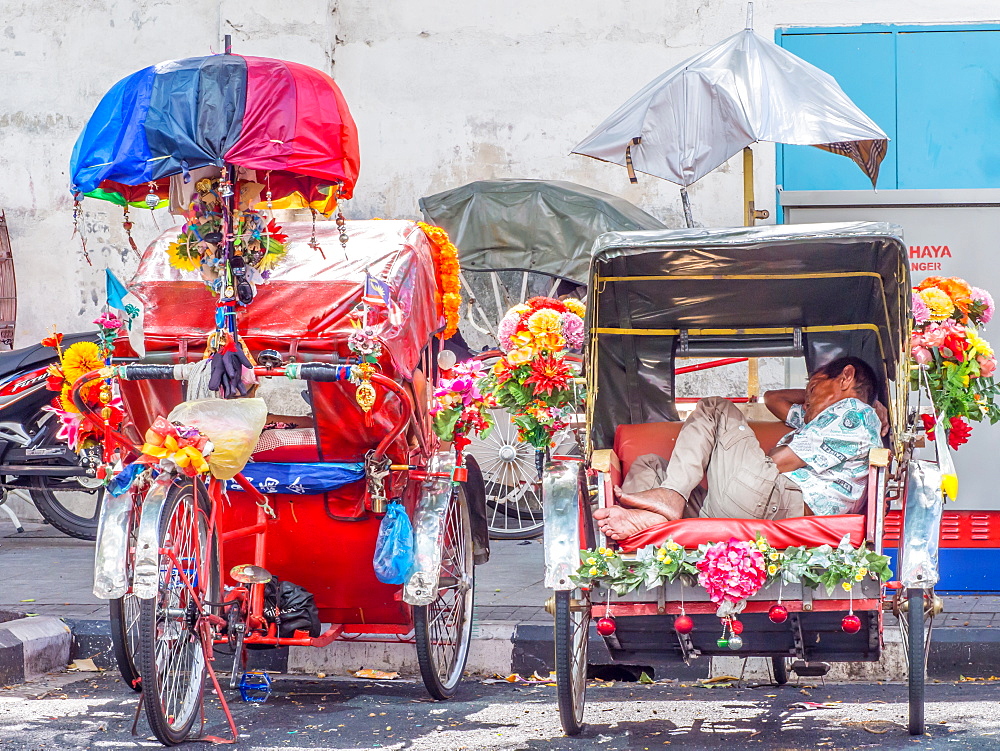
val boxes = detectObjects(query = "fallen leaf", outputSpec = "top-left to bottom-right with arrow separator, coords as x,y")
67,659 -> 103,672
353,669 -> 399,680
699,675 -> 739,684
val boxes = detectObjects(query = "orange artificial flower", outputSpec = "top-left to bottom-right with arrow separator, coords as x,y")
417,221 -> 462,339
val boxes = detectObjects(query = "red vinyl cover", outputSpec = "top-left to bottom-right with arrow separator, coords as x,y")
126,220 -> 442,379
617,514 -> 866,553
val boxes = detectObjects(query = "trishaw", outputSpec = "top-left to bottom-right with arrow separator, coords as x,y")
81,219 -> 488,745
543,222 -> 938,736
420,179 -> 663,538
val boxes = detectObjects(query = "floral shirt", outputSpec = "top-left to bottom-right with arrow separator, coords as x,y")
776,399 -> 881,516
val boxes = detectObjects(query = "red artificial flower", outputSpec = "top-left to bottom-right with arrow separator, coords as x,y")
947,416 -> 973,450
525,296 -> 568,314
942,331 -> 968,361
523,354 -> 572,396
41,332 -> 63,350
920,413 -> 937,440
265,219 -> 288,245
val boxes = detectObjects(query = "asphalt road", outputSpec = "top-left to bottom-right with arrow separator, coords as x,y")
3,671 -> 1000,750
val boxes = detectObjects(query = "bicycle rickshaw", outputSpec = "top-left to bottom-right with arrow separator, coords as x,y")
420,179 -> 664,538
543,222 -> 941,736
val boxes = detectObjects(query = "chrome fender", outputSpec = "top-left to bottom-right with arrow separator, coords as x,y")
92,490 -> 132,600
132,478 -> 173,600
543,459 -> 582,591
404,451 -> 456,607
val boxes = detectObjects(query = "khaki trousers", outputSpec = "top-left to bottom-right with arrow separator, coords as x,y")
621,397 -> 804,520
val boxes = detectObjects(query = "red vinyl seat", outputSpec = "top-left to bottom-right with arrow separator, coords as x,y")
251,428 -> 320,462
610,420 -> 867,551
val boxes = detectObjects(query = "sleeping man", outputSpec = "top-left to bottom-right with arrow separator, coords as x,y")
594,356 -> 886,541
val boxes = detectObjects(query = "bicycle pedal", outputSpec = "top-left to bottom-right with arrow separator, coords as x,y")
238,670 -> 272,702
230,564 -> 273,584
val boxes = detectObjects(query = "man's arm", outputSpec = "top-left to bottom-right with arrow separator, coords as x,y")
767,444 -> 807,473
763,389 -> 806,423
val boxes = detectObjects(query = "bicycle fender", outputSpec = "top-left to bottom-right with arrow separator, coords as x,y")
543,460 -> 582,591
403,451 -> 456,607
92,490 -> 132,600
132,479 -> 173,600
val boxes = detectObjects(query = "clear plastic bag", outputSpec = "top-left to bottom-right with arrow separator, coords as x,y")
167,398 -> 267,479
373,501 -> 414,585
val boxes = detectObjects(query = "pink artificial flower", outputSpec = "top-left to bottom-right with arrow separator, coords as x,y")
93,311 -> 123,330
559,312 -> 585,350
911,292 -> 930,326
910,346 -> 932,365
979,355 -> 997,378
497,313 -> 519,353
695,539 -> 767,605
971,287 -> 995,324
917,323 -> 947,349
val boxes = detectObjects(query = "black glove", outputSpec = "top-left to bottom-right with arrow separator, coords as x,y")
208,343 -> 253,398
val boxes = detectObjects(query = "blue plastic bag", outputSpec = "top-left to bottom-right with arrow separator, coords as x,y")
373,502 -> 414,585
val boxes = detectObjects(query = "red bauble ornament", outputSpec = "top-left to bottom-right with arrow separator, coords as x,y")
674,615 -> 694,634
596,617 -> 617,636
841,614 -> 862,633
768,604 -> 788,623
730,619 -> 744,635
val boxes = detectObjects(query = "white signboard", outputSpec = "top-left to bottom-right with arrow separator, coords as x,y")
782,189 -> 1000,511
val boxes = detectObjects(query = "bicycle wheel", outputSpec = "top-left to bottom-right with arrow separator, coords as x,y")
907,587 -> 926,736
555,589 -> 590,736
414,484 -> 475,699
110,491 -> 143,692
771,656 -> 788,686
138,478 -> 218,746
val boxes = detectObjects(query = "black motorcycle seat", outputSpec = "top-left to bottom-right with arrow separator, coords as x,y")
0,332 -> 99,379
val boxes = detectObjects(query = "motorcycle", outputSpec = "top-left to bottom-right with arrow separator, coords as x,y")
0,332 -> 104,540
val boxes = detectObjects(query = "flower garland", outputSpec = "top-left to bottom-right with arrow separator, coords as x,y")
573,535 -> 892,616
416,221 -> 461,339
910,276 -> 999,449
136,416 -> 212,477
167,177 -> 288,293
429,359 -> 494,450
480,297 -> 586,450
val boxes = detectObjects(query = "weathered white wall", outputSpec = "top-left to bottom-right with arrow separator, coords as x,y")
1,0 -> 997,345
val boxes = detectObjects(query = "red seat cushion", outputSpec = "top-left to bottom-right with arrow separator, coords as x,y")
251,428 -> 319,462
613,420 -> 790,477
617,514 -> 866,553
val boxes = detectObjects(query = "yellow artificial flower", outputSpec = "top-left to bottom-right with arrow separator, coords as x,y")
966,327 -> 995,358
858,567 -> 868,577
769,552 -> 780,561
589,567 -> 599,576
767,564 -> 778,575
586,557 -> 597,565
506,347 -> 534,366
841,581 -> 853,591
601,548 -> 614,558
666,541 -> 681,552
662,556 -> 673,565
756,540 -> 768,552
512,303 -> 530,315
597,547 -> 607,556
167,239 -> 202,272
854,573 -> 865,582
61,341 -> 103,384
655,549 -> 666,561
527,309 -> 561,336
532,332 -> 566,353
919,287 -> 955,321
563,298 -> 586,318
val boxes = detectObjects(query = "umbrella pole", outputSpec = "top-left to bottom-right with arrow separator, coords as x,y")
680,188 -> 694,228
742,146 -> 770,227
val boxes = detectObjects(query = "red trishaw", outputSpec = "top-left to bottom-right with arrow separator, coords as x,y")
82,220 -> 487,745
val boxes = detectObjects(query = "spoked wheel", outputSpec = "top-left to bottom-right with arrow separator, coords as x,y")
414,484 -> 475,699
904,587 -> 930,735
771,656 -> 789,686
137,478 -> 218,746
555,589 -> 590,735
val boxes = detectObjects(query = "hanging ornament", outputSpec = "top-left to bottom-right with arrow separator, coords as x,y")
673,614 -> 694,634
841,614 -> 862,634
596,616 -> 617,637
72,199 -> 91,266
336,208 -> 349,249
727,634 -> 743,650
768,604 -> 788,623
122,206 -> 139,257
730,619 -> 743,635
145,182 -> 160,210
219,176 -> 234,198
308,208 -> 326,259
716,636 -> 730,649
265,190 -> 273,211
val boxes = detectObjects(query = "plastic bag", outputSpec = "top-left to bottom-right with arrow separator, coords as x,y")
373,502 -> 414,585
900,459 -> 945,588
168,398 -> 267,479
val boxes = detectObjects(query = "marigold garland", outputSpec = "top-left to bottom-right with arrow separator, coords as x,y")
417,221 -> 462,339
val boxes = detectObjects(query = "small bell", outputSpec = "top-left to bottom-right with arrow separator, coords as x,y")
145,191 -> 159,210
727,634 -> 743,650
596,617 -> 616,636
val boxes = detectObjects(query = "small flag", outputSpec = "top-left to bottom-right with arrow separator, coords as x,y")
363,274 -> 392,309
106,269 -> 145,357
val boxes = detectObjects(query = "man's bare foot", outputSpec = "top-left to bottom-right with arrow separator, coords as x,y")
613,486 -> 686,521
593,505 -> 670,540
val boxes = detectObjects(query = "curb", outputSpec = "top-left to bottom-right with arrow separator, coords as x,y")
0,616 -> 71,685
56,615 -> 1000,683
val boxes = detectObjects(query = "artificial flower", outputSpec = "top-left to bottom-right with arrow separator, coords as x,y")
948,416 -> 973,450
526,296 -> 568,314
167,238 -> 202,272
911,292 -> 930,326
563,298 -> 586,318
527,309 -> 562,336
61,341 -> 103,383
966,328 -> 994,359
41,331 -> 64,350
506,347 -> 534,366
919,287 -> 954,321
696,539 -> 767,606
970,287 -> 994,324
93,311 -> 123,330
560,312 -> 585,350
497,312 -> 519,352
523,355 -> 572,396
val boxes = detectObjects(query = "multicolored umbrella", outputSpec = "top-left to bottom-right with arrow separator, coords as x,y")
70,54 -> 359,214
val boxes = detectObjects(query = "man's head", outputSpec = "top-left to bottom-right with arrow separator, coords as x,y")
804,356 -> 878,420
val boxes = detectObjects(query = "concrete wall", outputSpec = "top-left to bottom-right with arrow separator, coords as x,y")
1,1 -> 996,344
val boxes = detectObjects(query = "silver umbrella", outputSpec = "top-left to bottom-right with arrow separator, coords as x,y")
572,21 -> 888,224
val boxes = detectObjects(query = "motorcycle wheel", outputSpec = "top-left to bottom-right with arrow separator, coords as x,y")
25,410 -> 103,540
